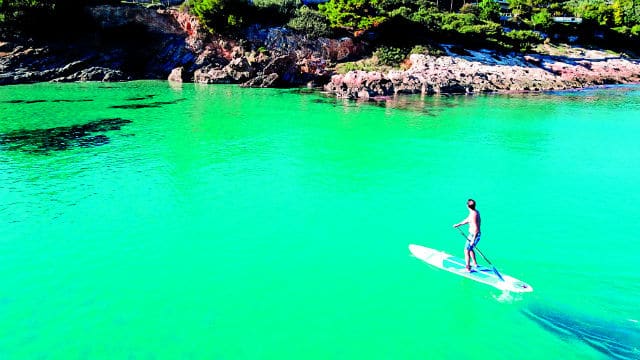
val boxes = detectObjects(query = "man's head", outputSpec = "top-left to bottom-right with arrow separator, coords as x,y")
467,199 -> 476,210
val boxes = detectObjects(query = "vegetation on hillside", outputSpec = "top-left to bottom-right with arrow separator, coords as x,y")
180,0 -> 640,56
2,0 -> 639,63
0,0 -> 121,37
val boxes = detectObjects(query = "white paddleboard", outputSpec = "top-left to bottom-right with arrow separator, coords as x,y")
409,244 -> 533,293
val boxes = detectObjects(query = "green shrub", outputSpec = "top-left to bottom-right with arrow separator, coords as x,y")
460,4 -> 480,17
335,59 -> 379,73
504,29 -> 543,52
409,45 -> 429,55
441,13 -> 478,32
287,5 -> 332,38
189,0 -> 250,34
250,0 -> 301,25
409,44 -> 445,56
318,0 -> 386,31
374,45 -> 407,66
612,25 -> 631,35
458,22 -> 501,38
531,8 -> 553,31
252,0 -> 300,11
478,0 -> 500,22
0,0 -> 113,35
408,8 -> 443,34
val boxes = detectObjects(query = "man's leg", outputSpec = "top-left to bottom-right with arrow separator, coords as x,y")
470,249 -> 478,268
468,233 -> 480,268
464,248 -> 471,271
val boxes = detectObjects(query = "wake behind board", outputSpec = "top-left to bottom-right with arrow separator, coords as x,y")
409,244 -> 533,293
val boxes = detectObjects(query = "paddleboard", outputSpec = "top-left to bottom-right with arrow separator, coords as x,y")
409,244 -> 533,293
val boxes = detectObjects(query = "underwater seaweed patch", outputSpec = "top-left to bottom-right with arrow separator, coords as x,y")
50,99 -> 94,103
0,118 -> 133,154
109,98 -> 186,109
3,99 -> 94,104
124,95 -> 156,101
3,99 -> 47,104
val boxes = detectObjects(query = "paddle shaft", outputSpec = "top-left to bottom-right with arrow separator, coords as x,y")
456,227 -> 504,281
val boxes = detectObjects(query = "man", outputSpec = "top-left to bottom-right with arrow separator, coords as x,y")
453,199 -> 481,272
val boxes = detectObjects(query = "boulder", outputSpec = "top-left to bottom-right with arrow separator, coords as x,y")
262,54 -> 298,85
193,65 -> 232,84
241,73 -> 279,88
168,67 -> 186,82
224,57 -> 253,82
52,67 -> 128,82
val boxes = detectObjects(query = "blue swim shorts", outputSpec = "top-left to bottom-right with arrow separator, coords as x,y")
465,232 -> 481,251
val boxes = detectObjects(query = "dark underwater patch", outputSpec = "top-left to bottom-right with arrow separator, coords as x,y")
51,99 -> 94,103
110,103 -> 157,109
109,98 -> 186,109
124,95 -> 156,101
3,99 -> 47,104
3,99 -> 94,104
311,98 -> 334,104
0,118 -> 132,154
523,304 -> 640,360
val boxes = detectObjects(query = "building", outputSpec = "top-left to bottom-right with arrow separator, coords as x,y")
552,17 -> 583,24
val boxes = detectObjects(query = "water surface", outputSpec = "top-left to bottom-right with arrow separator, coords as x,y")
1,82 -> 639,359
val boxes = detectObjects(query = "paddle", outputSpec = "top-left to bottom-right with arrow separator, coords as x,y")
456,227 -> 504,281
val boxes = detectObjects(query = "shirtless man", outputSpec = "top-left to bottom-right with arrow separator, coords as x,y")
453,199 -> 481,272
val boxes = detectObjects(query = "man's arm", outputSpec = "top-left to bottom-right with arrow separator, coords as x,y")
453,216 -> 470,228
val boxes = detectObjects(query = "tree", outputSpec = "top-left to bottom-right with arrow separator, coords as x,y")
287,5 -> 332,37
508,0 -> 534,21
460,3 -> 480,17
190,0 -> 250,33
531,7 -> 553,30
318,0 -> 386,31
611,0 -> 639,27
565,0 -> 613,26
1,0 -> 109,33
478,0 -> 501,22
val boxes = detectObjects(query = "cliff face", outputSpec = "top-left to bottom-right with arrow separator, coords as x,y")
0,5 -> 200,85
0,5 -> 362,87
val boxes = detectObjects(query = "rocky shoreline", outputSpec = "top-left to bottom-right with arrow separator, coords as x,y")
2,5 -> 640,97
326,46 -> 640,99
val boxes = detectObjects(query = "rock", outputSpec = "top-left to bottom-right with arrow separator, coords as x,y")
262,54 -> 298,86
576,60 -> 592,69
321,37 -> 360,61
168,67 -> 186,82
0,5 -> 204,85
87,5 -> 184,34
52,67 -> 128,82
324,48 -> 640,98
241,73 -> 279,88
0,41 -> 16,53
224,57 -> 253,81
524,55 -> 542,65
193,65 -> 232,84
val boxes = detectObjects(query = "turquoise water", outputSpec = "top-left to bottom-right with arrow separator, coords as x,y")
1,81 -> 639,359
